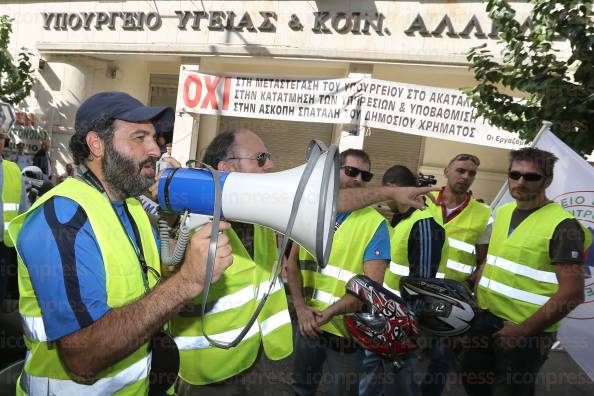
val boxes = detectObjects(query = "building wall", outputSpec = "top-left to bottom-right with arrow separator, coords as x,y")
0,1 -> 546,197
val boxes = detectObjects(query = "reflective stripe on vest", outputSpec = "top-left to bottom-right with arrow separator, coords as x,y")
177,278 -> 283,317
173,304 -> 290,350
2,160 -> 22,247
448,238 -> 475,255
173,225 -> 292,385
314,289 -> 339,306
479,277 -> 550,306
10,179 -> 159,394
389,262 -> 409,277
21,316 -> 47,342
299,207 -> 387,338
383,283 -> 401,297
427,193 -> 491,282
486,255 -> 558,284
19,352 -> 151,395
384,208 -> 449,294
175,322 -> 260,350
260,310 -> 292,336
255,279 -> 284,301
4,203 -> 19,211
204,285 -> 253,316
477,201 -> 592,331
320,264 -> 357,284
446,259 -> 474,275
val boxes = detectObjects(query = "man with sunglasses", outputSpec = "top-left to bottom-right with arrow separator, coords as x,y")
172,128 -> 293,395
7,92 -> 233,395
460,147 -> 591,396
288,148 -> 391,396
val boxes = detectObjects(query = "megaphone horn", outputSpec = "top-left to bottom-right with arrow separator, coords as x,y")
157,142 -> 339,267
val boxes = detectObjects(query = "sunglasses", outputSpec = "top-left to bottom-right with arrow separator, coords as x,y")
342,165 -> 374,182
508,171 -> 544,182
227,152 -> 272,167
450,154 -> 480,166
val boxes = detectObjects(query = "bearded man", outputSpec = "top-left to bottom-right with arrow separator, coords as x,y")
7,92 -> 233,395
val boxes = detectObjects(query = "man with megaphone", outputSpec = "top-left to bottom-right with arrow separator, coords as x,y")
172,129 -> 295,395
7,92 -> 233,395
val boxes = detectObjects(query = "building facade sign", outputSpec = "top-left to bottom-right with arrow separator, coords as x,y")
178,71 -> 525,149
41,10 -> 531,39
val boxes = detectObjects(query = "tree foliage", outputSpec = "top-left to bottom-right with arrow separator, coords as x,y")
465,1 -> 594,156
0,15 -> 34,105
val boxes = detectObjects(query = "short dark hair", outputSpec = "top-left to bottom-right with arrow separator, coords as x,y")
202,130 -> 239,168
69,116 -> 115,165
340,148 -> 371,168
382,165 -> 416,187
509,147 -> 558,177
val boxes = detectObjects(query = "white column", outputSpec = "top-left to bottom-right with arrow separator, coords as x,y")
335,67 -> 372,152
171,64 -> 200,166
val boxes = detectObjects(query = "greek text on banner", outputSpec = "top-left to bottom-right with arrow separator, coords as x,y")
177,71 -> 525,149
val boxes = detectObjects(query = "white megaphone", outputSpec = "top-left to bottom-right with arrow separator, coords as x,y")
157,141 -> 339,266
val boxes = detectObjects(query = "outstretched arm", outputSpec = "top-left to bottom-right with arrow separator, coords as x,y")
338,186 -> 438,213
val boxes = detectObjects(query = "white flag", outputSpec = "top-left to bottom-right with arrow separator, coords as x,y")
491,128 -> 594,380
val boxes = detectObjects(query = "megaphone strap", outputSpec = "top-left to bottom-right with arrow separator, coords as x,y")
163,167 -> 180,211
195,140 -> 339,349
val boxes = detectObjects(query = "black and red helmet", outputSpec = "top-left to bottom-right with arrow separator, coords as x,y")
399,277 -> 477,336
345,275 -> 419,359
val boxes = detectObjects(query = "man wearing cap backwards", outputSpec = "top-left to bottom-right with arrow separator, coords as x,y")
423,153 -> 491,395
7,92 -> 233,395
460,147 -> 591,395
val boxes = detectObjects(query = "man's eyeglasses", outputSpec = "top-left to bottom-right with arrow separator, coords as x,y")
508,171 -> 544,182
450,154 -> 480,166
341,166 -> 374,182
226,152 -> 272,167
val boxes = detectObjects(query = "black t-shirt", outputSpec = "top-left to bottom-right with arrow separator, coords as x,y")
509,204 -> 585,264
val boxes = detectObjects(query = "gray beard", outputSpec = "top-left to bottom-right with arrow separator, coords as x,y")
102,142 -> 156,200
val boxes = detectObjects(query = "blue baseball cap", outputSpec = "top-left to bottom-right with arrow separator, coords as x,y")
75,91 -> 175,136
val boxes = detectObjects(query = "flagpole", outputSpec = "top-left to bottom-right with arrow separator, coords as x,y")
489,120 -> 553,210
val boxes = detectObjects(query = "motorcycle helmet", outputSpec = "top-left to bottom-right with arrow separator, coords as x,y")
345,275 -> 418,359
21,166 -> 44,189
399,277 -> 477,336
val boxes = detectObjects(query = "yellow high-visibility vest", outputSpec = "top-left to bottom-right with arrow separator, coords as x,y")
427,192 -> 491,281
171,225 -> 292,385
9,178 -> 160,395
299,207 -> 387,337
477,201 -> 592,332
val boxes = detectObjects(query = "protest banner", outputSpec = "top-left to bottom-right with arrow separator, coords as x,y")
177,71 -> 526,149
